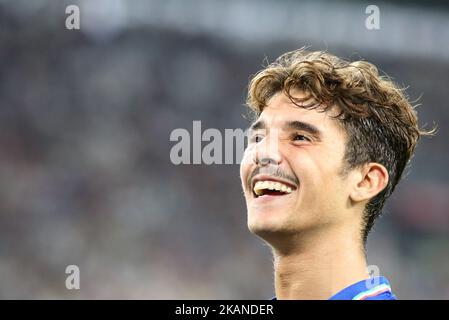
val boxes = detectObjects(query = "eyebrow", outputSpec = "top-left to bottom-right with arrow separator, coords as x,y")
250,119 -> 322,137
286,120 -> 321,137
249,119 -> 266,131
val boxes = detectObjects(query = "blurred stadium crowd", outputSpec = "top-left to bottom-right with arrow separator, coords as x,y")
0,0 -> 448,299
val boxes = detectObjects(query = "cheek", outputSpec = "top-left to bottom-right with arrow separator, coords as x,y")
304,159 -> 347,207
240,150 -> 253,187
290,152 -> 341,194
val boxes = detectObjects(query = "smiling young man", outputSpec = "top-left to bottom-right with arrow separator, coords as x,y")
240,49 -> 432,300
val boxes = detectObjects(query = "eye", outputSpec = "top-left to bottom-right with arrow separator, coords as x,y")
250,134 -> 264,143
292,134 -> 310,142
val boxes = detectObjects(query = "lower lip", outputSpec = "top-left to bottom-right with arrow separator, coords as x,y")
252,191 -> 295,204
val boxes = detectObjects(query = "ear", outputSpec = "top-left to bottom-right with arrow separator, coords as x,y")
349,163 -> 389,203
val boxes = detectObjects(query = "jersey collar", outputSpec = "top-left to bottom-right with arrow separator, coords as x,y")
328,276 -> 394,300
271,276 -> 395,300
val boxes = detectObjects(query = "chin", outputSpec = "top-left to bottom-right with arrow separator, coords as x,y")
247,208 -> 292,236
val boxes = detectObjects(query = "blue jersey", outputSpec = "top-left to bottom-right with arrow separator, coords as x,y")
272,276 -> 396,300
329,276 -> 396,300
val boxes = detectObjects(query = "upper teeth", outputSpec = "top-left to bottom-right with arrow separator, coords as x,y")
253,181 -> 293,196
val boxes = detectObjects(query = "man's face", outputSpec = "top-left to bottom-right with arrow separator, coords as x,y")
240,91 -> 354,241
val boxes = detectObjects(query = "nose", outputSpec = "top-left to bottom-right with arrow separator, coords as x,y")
253,130 -> 282,166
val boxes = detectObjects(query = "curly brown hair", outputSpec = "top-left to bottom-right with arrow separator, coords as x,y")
246,48 -> 435,244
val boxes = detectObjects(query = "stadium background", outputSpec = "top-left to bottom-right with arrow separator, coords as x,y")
0,0 -> 448,299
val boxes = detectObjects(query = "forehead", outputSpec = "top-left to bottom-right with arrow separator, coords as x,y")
257,91 -> 344,135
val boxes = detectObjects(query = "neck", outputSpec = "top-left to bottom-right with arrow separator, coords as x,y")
272,226 -> 368,300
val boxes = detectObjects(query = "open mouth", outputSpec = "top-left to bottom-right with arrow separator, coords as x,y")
252,180 -> 296,198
